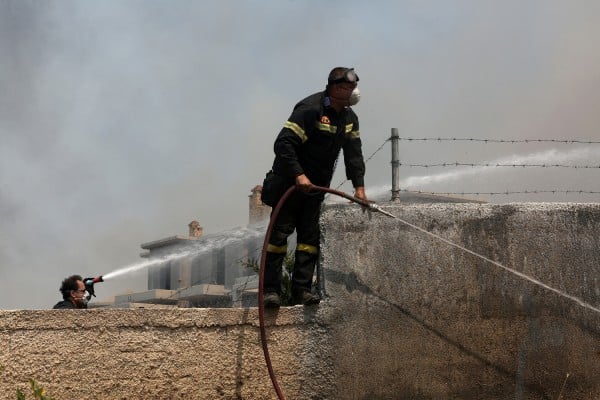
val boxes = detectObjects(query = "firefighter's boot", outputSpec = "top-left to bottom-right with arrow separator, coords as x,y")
291,247 -> 320,305
263,245 -> 286,307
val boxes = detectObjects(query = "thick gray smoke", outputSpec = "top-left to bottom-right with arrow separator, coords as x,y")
1,1 -> 599,309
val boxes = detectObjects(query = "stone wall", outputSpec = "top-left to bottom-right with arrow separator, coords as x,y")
1,203 -> 599,399
0,308 -> 328,399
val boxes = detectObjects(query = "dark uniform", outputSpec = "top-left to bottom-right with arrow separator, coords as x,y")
262,91 -> 365,300
53,300 -> 77,309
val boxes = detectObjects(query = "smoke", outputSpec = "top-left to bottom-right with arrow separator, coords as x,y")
1,1 -> 599,309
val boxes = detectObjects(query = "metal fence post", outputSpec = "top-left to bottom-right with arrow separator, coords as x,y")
391,128 -> 400,201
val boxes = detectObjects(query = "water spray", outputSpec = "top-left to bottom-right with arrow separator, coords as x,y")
100,226 -> 265,283
400,146 -> 600,190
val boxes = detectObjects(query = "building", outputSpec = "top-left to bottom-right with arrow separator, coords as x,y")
97,187 -> 269,308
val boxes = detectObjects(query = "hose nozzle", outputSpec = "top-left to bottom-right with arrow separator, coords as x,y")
88,276 -> 103,284
367,203 -> 398,219
83,276 -> 103,299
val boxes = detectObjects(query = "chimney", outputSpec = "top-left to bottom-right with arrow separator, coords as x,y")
249,185 -> 271,225
188,220 -> 203,238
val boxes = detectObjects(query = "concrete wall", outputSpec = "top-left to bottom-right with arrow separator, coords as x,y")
1,203 -> 599,399
319,202 -> 600,399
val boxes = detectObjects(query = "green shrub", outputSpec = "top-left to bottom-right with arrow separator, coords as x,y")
17,378 -> 54,400
241,251 -> 295,305
1,365 -> 54,400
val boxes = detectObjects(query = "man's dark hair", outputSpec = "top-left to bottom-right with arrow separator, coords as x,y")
60,275 -> 83,300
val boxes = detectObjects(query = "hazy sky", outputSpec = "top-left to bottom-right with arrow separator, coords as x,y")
1,1 -> 599,309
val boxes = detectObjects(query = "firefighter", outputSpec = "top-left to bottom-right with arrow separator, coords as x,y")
261,67 -> 368,307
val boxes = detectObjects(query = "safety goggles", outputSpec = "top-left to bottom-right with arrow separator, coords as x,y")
329,68 -> 359,84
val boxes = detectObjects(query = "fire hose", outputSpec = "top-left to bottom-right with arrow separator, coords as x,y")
258,184 -> 395,400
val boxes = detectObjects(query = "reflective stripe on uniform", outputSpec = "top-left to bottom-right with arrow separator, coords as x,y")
284,121 -> 308,143
267,243 -> 288,254
316,122 -> 337,134
296,243 -> 318,254
345,123 -> 360,138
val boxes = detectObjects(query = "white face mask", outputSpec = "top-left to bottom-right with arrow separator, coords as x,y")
349,87 -> 361,106
72,290 -> 89,307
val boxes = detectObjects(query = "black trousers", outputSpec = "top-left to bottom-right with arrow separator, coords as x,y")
263,190 -> 323,294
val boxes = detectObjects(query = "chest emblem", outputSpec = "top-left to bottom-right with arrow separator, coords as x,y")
320,116 -> 330,124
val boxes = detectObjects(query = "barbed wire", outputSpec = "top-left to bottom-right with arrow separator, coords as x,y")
394,137 -> 600,144
364,139 -> 390,163
402,189 -> 600,196
333,137 -> 390,190
400,162 -> 600,169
